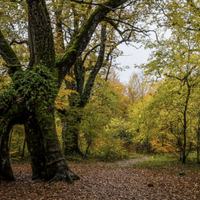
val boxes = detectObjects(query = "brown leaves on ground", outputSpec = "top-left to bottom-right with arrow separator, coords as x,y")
0,160 -> 200,200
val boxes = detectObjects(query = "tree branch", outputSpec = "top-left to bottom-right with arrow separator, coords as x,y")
82,24 -> 107,106
10,38 -> 28,46
0,30 -> 21,78
56,0 -> 128,82
70,0 -> 117,10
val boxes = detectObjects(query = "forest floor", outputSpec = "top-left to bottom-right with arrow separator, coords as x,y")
0,156 -> 200,200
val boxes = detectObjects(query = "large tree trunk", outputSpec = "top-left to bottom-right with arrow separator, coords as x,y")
26,103 -> 80,182
61,24 -> 107,157
0,102 -> 80,183
24,116 -> 46,180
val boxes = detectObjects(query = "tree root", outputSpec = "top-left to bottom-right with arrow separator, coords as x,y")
48,170 -> 80,184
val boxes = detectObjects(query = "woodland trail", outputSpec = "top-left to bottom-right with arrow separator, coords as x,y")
97,156 -> 151,168
115,157 -> 151,167
0,157 -> 200,200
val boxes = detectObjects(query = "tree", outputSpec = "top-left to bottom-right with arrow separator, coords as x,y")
127,72 -> 152,103
137,0 -> 200,163
56,0 -> 150,156
58,23 -> 108,156
0,0 -> 129,183
80,72 -> 130,159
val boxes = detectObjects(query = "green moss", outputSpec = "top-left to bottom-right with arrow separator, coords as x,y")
59,46 -> 78,64
55,54 -> 62,64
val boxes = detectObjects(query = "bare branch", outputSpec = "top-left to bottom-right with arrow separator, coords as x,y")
70,0 -> 137,10
82,44 -> 100,65
105,17 -> 158,37
10,38 -> 28,46
70,0 -> 117,11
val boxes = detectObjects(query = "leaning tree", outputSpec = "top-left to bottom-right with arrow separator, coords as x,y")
0,0 -> 130,183
55,0 -> 150,157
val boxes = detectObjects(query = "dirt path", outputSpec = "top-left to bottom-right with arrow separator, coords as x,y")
96,156 -> 151,169
115,157 -> 151,167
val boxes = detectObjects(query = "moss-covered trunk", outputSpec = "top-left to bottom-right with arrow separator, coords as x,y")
0,102 -> 80,183
27,103 -> 80,182
61,24 -> 107,157
0,119 -> 14,181
0,104 -> 27,181
24,117 -> 46,180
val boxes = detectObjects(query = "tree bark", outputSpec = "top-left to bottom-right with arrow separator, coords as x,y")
196,112 -> 200,164
62,108 -> 83,156
28,103 -> 80,182
60,24 -> 107,156
0,104 -> 27,181
0,118 -> 14,181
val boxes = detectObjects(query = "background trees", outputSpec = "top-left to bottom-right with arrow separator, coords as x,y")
55,0 -> 153,157
131,0 -> 200,163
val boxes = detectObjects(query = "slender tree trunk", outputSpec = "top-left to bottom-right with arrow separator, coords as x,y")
181,82 -> 191,164
62,110 -> 83,156
85,139 -> 92,157
59,102 -> 83,157
197,132 -> 200,163
196,112 -> 200,164
21,138 -> 26,158
61,120 -> 67,151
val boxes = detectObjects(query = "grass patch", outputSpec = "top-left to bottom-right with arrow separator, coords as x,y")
132,155 -> 177,169
131,154 -> 200,176
10,156 -> 30,164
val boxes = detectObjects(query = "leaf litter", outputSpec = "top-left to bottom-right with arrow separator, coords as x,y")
0,158 -> 200,200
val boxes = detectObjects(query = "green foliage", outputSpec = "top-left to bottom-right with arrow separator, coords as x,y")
0,84 -> 17,109
128,78 -> 198,156
129,0 -> 200,163
0,65 -> 59,111
77,76 -> 131,161
89,136 -> 129,162
9,125 -> 28,160
107,117 -> 133,141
